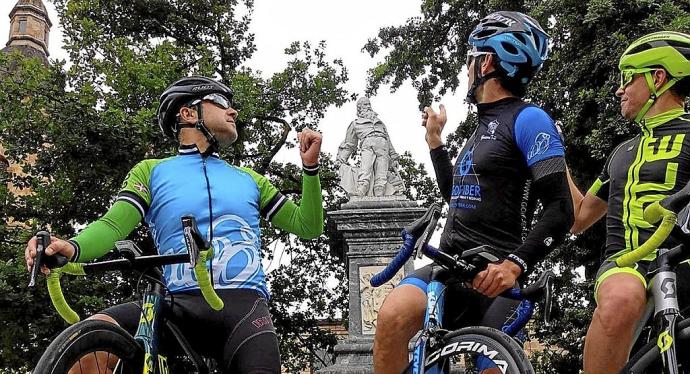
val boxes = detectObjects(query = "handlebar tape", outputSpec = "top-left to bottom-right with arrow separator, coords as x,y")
371,231 -> 416,287
194,249 -> 224,311
616,201 -> 677,267
47,263 -> 85,325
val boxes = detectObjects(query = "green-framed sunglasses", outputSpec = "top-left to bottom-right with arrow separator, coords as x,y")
618,68 -> 656,90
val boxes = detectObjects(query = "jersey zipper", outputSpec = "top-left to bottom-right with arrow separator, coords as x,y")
202,156 -> 214,280
624,129 -> 650,251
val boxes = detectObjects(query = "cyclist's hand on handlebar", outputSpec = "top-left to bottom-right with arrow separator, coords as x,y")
472,260 -> 522,298
25,236 -> 74,275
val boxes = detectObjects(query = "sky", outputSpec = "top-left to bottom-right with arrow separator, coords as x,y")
0,0 -> 471,175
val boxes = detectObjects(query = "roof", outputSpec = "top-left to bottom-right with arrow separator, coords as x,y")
9,0 -> 52,27
1,44 -> 49,65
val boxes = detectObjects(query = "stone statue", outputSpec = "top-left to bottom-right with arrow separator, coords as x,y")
337,97 -> 405,197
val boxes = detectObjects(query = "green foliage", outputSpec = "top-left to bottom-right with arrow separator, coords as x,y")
365,0 -> 690,372
0,0 -> 354,371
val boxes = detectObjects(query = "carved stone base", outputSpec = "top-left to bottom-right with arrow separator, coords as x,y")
320,199 -> 426,373
316,338 -> 374,374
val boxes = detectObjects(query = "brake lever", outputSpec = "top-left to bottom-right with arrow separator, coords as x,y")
415,206 -> 441,260
542,272 -> 555,326
28,231 -> 51,288
181,215 -> 209,268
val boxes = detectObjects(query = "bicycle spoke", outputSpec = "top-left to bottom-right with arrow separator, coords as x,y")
95,351 -> 102,373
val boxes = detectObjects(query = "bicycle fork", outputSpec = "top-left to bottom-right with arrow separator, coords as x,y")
135,282 -> 169,374
412,280 -> 446,374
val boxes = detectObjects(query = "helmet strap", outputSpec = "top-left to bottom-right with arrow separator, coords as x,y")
193,103 -> 220,155
634,71 -> 680,124
175,103 -> 220,155
466,56 -> 502,104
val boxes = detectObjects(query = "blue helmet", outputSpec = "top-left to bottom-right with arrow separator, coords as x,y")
468,11 -> 550,84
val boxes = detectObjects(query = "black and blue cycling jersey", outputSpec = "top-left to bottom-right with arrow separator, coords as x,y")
429,97 -> 571,273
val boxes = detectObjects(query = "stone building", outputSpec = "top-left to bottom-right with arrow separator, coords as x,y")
1,0 -> 51,233
2,0 -> 52,64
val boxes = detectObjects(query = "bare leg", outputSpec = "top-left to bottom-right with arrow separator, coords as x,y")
373,285 -> 426,374
583,273 -> 646,374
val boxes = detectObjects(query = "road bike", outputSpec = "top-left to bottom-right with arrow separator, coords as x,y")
30,215 -> 222,373
371,202 -> 554,374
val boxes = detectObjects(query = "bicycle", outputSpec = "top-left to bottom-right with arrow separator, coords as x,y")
371,202 -> 554,374
610,182 -> 690,374
29,215 -> 223,374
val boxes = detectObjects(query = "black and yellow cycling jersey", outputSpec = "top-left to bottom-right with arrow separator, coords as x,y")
589,108 -> 690,261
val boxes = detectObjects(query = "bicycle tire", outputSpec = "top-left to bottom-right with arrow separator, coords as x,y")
423,326 -> 534,374
34,319 -> 144,374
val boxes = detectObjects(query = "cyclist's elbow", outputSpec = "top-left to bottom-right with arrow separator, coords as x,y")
300,222 -> 324,240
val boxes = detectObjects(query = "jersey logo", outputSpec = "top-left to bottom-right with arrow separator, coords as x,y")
528,132 -> 551,160
134,182 -> 149,194
458,149 -> 474,177
480,120 -> 499,140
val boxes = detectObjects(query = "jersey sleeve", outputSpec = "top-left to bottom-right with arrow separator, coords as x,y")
241,167 -> 324,239
587,153 -> 614,202
115,159 -> 160,218
70,160 -> 160,262
514,106 -> 565,167
70,201 -> 142,262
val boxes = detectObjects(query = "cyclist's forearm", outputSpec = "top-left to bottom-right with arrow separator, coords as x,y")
430,145 -> 452,203
566,167 -> 585,217
71,201 -> 141,262
509,172 -> 573,272
271,170 -> 324,239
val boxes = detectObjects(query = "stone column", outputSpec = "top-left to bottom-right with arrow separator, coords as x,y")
318,196 -> 425,373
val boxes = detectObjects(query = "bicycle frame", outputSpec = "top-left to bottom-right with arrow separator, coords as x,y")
625,246 -> 686,374
411,279 -> 446,374
136,282 -> 169,374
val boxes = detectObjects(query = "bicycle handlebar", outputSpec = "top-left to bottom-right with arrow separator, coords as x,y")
370,232 -> 416,287
33,215 -> 225,324
615,179 -> 690,268
181,215 -> 223,311
615,202 -> 677,267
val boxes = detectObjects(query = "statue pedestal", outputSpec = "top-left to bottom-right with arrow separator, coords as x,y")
318,197 -> 425,373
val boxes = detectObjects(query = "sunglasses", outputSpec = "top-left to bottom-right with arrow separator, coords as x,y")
618,68 -> 655,90
190,93 -> 233,110
466,50 -> 494,67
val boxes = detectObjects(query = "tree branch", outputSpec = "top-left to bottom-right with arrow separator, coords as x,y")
253,115 -> 291,174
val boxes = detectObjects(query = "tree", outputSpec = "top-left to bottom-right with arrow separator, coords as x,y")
0,0 -> 355,370
364,1 -> 690,372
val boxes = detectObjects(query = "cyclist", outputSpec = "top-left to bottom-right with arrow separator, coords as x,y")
568,31 -> 690,373
373,11 -> 574,373
24,76 -> 324,373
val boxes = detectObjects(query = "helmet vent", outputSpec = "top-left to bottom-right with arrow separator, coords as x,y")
502,42 -> 519,55
476,29 -> 497,39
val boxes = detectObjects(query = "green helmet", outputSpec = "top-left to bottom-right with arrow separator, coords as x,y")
619,31 -> 690,75
618,31 -> 690,123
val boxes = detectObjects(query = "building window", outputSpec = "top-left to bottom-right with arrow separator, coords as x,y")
19,18 -> 27,33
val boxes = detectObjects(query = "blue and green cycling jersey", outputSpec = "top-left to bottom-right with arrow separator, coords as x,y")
68,145 -> 323,298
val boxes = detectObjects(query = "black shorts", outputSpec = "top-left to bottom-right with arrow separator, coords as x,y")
398,265 -> 521,331
100,288 -> 280,374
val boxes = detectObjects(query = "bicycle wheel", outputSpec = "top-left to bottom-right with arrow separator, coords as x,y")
34,319 -> 144,374
422,326 -> 534,374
